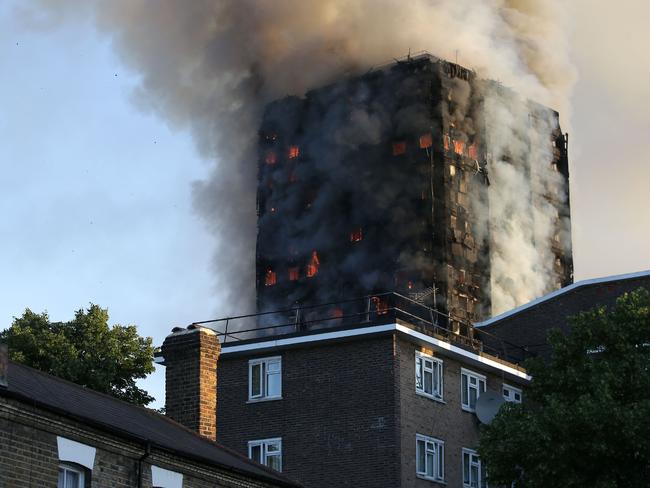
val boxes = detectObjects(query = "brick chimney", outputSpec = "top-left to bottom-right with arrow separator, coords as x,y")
159,326 -> 220,440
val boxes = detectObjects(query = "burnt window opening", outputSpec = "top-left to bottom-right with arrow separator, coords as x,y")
453,140 -> 465,156
371,296 -> 389,315
468,143 -> 478,160
288,145 -> 300,159
407,281 -> 414,290
330,307 -> 344,319
419,133 -> 433,149
392,141 -> 407,156
265,151 -> 278,165
450,214 -> 457,229
306,251 -> 320,278
264,268 -> 277,286
443,135 -> 451,151
459,269 -> 467,282
449,165 -> 456,177
350,228 -> 363,242
288,267 -> 300,281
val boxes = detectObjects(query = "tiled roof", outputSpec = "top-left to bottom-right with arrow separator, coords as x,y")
0,362 -> 300,487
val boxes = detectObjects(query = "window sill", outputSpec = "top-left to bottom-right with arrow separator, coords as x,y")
461,405 -> 476,413
247,396 -> 283,404
416,474 -> 446,485
416,391 -> 445,404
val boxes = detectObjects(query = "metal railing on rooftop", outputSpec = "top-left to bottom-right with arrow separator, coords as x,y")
190,293 -> 533,365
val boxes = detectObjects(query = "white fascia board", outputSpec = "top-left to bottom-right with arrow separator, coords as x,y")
221,323 -> 530,381
475,269 -> 650,328
221,324 -> 396,354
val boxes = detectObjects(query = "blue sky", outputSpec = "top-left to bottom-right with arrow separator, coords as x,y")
0,3 -> 217,406
1,1 -> 649,408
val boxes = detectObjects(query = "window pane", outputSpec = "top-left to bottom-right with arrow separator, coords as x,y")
267,372 -> 281,397
58,469 -> 65,488
267,441 -> 281,453
438,446 -> 444,479
426,452 -> 434,477
417,440 -> 425,472
267,453 -> 281,472
251,364 -> 262,397
267,359 -> 281,373
424,370 -> 433,394
462,375 -> 468,405
469,387 -> 477,409
463,453 -> 470,483
250,444 -> 262,463
66,471 -> 79,488
415,359 -> 423,390
471,464 -> 479,487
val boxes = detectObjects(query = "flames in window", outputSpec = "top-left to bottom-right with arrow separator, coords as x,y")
265,151 -> 277,165
419,134 -> 433,149
350,228 -> 363,242
264,268 -> 277,286
453,140 -> 465,156
306,251 -> 320,278
288,145 -> 300,159
443,135 -> 451,151
392,141 -> 406,156
288,267 -> 299,281
371,296 -> 389,315
468,143 -> 478,160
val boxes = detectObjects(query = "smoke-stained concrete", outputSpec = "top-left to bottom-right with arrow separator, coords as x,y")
22,0 -> 577,316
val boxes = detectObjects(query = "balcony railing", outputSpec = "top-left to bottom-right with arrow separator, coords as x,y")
190,292 -> 533,364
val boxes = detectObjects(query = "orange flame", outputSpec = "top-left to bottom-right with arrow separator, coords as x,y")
350,228 -> 363,242
392,141 -> 406,156
264,268 -> 277,286
453,140 -> 465,156
419,134 -> 433,149
306,251 -> 320,278
288,267 -> 299,281
288,145 -> 300,159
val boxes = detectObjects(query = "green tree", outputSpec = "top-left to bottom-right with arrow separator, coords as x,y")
1,304 -> 155,406
478,288 -> 650,487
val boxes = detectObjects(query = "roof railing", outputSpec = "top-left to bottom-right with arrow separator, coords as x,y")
188,292 -> 533,364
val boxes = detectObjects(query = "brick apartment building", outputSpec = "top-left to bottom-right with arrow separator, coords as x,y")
160,296 -> 529,488
0,345 -> 301,488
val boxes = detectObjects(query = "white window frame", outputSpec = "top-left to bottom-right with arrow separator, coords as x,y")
416,434 -> 445,482
461,368 -> 486,412
503,384 -> 522,404
248,356 -> 282,401
58,463 -> 85,488
248,438 -> 282,472
415,351 -> 444,401
462,448 -> 487,488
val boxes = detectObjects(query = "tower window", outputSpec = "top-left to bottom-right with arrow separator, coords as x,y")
419,133 -> 433,149
443,135 -> 451,151
288,267 -> 299,281
468,143 -> 478,160
350,228 -> 363,242
306,251 -> 320,278
265,151 -> 277,165
264,268 -> 277,286
392,141 -> 407,156
453,140 -> 465,156
287,145 -> 300,159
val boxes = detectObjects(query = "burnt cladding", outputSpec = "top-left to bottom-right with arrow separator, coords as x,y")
255,54 -> 572,323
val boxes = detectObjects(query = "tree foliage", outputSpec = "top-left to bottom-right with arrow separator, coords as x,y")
1,304 -> 155,406
478,288 -> 650,487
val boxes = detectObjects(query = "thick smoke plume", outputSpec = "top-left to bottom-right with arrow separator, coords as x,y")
29,0 -> 576,316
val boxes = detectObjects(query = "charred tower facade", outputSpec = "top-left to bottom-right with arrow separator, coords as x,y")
256,54 -> 572,323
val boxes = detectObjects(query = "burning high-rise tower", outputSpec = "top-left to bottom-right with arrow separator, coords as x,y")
255,53 -> 572,324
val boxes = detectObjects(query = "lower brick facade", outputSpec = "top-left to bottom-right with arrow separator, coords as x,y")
217,334 -> 401,488
216,330 -> 527,488
0,386 -> 295,488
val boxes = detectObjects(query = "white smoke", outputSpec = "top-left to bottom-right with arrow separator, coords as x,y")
23,0 -> 576,316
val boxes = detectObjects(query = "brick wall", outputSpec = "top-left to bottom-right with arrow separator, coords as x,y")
161,327 -> 220,440
396,335 -> 519,487
217,334 -> 401,488
0,396 -> 285,488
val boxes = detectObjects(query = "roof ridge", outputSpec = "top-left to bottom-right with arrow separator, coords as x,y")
475,269 -> 650,327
